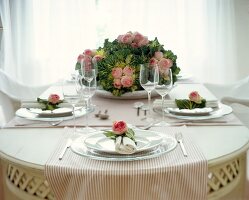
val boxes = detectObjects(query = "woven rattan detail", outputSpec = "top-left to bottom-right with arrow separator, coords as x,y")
208,157 -> 241,195
7,164 -> 55,200
5,156 -> 244,200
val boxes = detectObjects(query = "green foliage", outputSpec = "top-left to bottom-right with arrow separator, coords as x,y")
37,98 -> 63,111
175,99 -> 206,110
76,34 -> 181,96
104,128 -> 137,144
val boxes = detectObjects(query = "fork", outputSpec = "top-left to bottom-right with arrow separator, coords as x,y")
15,119 -> 64,127
175,132 -> 188,157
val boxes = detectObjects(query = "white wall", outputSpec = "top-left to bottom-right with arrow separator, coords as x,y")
234,0 -> 249,80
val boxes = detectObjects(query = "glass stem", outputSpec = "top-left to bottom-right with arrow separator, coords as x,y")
72,104 -> 76,131
85,99 -> 89,128
148,91 -> 151,117
162,95 -> 165,122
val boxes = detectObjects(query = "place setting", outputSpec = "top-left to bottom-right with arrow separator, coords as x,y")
69,120 -> 178,161
9,70 -> 98,127
151,90 -> 241,126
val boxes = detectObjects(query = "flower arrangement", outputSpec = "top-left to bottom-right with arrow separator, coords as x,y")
104,120 -> 136,143
37,94 -> 63,110
104,120 -> 137,154
175,91 -> 206,109
75,31 -> 180,96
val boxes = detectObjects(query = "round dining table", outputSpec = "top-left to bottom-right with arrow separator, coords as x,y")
0,83 -> 249,200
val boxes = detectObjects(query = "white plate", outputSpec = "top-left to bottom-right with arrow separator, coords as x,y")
27,107 -> 73,117
154,103 -> 232,120
71,131 -> 177,161
95,89 -> 159,99
84,130 -> 163,154
167,107 -> 214,116
15,107 -> 93,122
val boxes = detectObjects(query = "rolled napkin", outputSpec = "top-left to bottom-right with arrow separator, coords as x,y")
153,99 -> 219,108
115,136 -> 137,154
21,100 -> 85,109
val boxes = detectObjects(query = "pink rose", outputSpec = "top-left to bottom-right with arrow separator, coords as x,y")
157,58 -> 173,69
133,32 -> 144,43
149,58 -> 158,67
123,66 -> 133,76
131,42 -> 139,48
112,67 -> 123,79
84,49 -> 92,56
121,76 -> 133,88
154,51 -> 163,60
77,54 -> 84,63
91,49 -> 97,56
117,35 -> 123,42
112,121 -> 128,135
189,91 -> 202,104
121,33 -> 134,44
113,79 -> 122,89
82,55 -> 93,72
48,94 -> 60,104
137,37 -> 149,47
93,55 -> 103,62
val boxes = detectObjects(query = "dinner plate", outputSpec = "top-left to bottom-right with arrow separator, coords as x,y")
167,107 -> 214,116
15,107 -> 94,122
84,130 -> 163,154
95,89 -> 159,99
154,103 -> 232,120
27,107 -> 74,117
70,131 -> 177,161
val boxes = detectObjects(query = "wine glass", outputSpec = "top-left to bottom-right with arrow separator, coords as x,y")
81,55 -> 98,107
77,70 -> 97,133
62,78 -> 81,131
155,68 -> 173,126
139,63 -> 159,122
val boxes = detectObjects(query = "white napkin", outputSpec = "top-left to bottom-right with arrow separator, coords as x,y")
115,136 -> 137,154
21,100 -> 85,109
153,99 -> 219,108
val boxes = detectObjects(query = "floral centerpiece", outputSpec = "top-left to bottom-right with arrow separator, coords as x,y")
75,31 -> 180,96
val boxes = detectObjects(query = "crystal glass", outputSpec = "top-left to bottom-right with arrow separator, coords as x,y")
62,78 -> 81,131
81,56 -> 98,107
155,68 -> 173,126
139,64 -> 159,122
78,69 -> 97,133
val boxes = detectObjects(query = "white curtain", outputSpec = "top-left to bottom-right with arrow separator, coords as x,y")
0,0 -> 243,86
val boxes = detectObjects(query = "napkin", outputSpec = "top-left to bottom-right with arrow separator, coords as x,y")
115,136 -> 137,154
21,100 -> 85,109
153,99 -> 219,108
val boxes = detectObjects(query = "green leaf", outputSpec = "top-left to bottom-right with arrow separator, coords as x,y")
175,99 -> 206,109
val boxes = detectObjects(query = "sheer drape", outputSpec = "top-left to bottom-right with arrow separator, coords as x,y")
0,0 -> 243,86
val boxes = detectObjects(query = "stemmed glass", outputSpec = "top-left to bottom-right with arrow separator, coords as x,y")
155,68 -> 173,126
139,63 -> 159,122
81,55 -> 97,107
62,78 -> 81,131
77,69 -> 97,133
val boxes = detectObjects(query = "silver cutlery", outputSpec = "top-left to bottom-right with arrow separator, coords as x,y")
15,119 -> 64,127
175,132 -> 188,157
59,138 -> 72,160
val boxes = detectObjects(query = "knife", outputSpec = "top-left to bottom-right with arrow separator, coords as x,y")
59,139 -> 72,160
